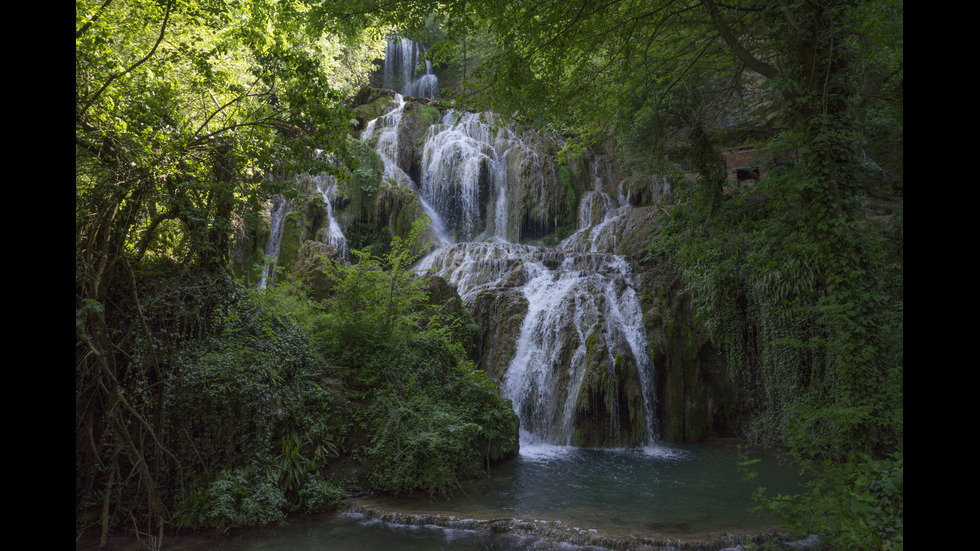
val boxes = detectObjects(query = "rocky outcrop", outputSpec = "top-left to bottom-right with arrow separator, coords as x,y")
572,336 -> 648,447
470,288 -> 529,381
638,257 -> 740,442
291,240 -> 342,301
350,87 -> 396,135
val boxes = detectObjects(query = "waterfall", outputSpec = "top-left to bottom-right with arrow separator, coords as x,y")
411,142 -> 657,447
383,36 -> 440,99
363,39 -> 657,448
255,170 -> 352,290
257,194 -> 292,289
416,243 -> 656,447
561,158 -> 631,254
361,93 -> 452,247
315,173 -> 348,259
419,111 -> 541,242
499,251 -> 655,446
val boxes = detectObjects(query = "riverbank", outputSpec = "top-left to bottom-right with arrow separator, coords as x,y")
343,499 -> 790,550
78,503 -> 792,551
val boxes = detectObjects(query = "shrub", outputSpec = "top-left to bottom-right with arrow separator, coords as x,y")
298,478 -> 346,513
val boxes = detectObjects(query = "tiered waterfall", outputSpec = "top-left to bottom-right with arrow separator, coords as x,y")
261,39 -> 659,447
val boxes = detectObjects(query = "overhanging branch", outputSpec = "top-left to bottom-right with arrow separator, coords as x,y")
701,0 -> 779,79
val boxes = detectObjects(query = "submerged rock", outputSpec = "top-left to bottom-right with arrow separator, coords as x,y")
344,501 -> 792,551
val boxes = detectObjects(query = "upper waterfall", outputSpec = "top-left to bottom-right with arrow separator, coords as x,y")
419,111 -> 543,243
383,36 -> 440,99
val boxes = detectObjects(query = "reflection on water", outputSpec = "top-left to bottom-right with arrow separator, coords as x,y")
367,440 -> 801,539
90,441 -> 803,550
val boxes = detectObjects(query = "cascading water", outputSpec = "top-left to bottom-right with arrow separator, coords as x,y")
383,36 -> 440,99
407,117 -> 657,448
315,173 -> 349,259
419,111 -> 541,242
561,157 -> 632,254
361,93 -> 452,247
363,37 -> 657,448
257,194 -> 292,289
256,172 -> 351,290
416,242 -> 656,447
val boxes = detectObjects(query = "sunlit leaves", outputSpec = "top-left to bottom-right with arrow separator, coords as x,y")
76,0 -> 380,269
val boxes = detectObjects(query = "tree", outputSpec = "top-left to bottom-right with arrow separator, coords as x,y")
418,0 -> 903,546
75,0 -> 379,543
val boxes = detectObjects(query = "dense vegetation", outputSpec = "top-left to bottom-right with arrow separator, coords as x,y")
77,0 -> 901,549
75,1 -> 515,546
416,1 -> 904,548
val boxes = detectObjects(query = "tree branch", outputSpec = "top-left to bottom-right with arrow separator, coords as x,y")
701,0 -> 779,79
79,0 -> 174,117
76,0 -> 115,39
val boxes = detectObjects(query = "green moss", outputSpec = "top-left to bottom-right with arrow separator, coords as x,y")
277,211 -> 303,272
353,92 -> 397,132
585,332 -> 600,355
419,105 -> 442,125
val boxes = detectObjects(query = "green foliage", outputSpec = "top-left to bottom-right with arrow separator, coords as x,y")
658,170 -> 902,549
631,4 -> 903,545
177,466 -> 287,531
76,0 -> 361,270
362,341 -> 518,495
271,218 -> 519,495
312,218 -> 431,352
418,105 -> 442,125
76,4 -> 379,536
348,135 -> 385,197
75,260 -> 354,538
163,277 -> 352,528
751,451 -> 904,550
298,478 -> 347,513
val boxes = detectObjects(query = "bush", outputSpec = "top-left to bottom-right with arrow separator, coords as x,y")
362,337 -> 519,495
278,219 -> 520,495
159,275 -> 350,530
298,478 -> 346,513
176,466 -> 287,531
751,451 -> 903,550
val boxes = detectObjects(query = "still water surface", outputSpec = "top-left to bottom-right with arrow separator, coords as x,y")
199,440 -> 803,550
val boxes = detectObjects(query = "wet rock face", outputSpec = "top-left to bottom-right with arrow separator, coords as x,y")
395,101 -> 441,182
471,288 -> 529,382
351,87 -> 397,134
638,261 -> 738,443
573,352 -> 648,448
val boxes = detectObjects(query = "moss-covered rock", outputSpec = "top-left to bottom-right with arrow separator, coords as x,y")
396,100 -> 443,182
571,335 -> 647,447
470,289 -> 529,382
351,87 -> 397,135
291,240 -> 341,301
638,258 -> 740,442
